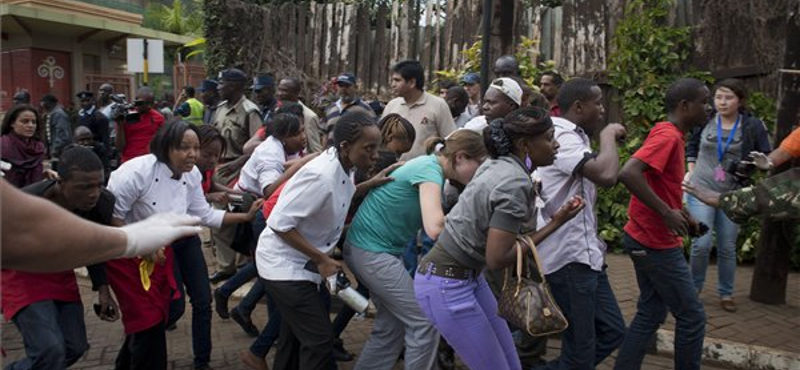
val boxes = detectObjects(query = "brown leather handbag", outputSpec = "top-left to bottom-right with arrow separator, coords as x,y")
497,235 -> 568,337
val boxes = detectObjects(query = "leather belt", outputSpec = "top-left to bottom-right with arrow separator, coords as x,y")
417,263 -> 476,280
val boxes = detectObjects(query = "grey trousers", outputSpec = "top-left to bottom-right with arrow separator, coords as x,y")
344,243 -> 439,370
211,202 -> 238,274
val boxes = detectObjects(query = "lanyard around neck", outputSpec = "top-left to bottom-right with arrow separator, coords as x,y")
716,114 -> 740,163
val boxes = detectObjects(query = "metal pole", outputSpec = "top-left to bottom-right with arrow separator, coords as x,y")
480,0 -> 492,96
143,38 -> 149,86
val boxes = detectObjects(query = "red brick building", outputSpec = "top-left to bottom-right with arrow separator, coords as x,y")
1,0 -> 195,111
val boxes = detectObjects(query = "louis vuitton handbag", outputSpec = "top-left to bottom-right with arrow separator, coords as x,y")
497,235 -> 568,337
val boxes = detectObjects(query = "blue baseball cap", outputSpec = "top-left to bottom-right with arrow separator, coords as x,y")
251,75 -> 275,90
336,73 -> 357,86
198,79 -> 219,92
218,68 -> 248,83
461,72 -> 480,85
76,91 -> 94,100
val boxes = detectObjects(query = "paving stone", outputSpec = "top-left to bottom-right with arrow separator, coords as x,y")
2,254 -> 796,369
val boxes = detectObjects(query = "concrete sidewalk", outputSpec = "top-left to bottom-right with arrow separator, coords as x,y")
2,250 -> 798,369
605,254 -> 800,370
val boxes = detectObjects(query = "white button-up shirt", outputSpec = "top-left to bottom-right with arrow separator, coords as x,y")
256,148 -> 355,283
536,117 -> 605,273
236,136 -> 300,195
107,154 -> 225,227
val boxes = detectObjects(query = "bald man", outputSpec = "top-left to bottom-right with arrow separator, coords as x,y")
494,55 -> 521,78
277,77 -> 323,153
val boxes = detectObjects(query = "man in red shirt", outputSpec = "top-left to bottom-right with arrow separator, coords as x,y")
115,87 -> 165,163
616,78 -> 710,370
2,146 -> 118,370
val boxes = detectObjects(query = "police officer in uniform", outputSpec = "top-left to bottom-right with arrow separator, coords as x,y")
251,75 -> 278,125
174,86 -> 205,125
209,68 -> 262,283
77,91 -> 110,148
200,80 -> 221,125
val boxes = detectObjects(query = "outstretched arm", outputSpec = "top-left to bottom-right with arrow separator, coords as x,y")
1,180 -> 201,272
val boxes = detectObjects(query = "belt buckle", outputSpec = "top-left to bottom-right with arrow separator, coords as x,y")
443,267 -> 456,278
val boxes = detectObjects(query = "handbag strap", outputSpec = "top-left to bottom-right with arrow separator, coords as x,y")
514,240 -> 524,279
518,235 -> 545,281
502,240 -> 526,293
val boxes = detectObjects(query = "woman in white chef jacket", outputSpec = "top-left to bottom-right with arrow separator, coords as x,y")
105,120 -> 262,370
256,111 -> 396,370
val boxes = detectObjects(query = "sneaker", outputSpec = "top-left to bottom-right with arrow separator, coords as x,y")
240,350 -> 269,370
332,337 -> 354,362
214,288 -> 230,319
209,270 -> 235,284
231,307 -> 259,337
720,297 -> 737,312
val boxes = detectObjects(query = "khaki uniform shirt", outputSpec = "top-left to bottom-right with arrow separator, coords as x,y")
383,92 -> 456,160
212,96 -> 262,161
212,96 -> 262,184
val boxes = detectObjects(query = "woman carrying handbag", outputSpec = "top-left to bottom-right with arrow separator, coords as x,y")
413,107 -> 584,370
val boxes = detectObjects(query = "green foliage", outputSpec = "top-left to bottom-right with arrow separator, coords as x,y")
432,37 -> 556,92
601,0 -> 710,251
747,92 -> 777,132
143,0 -> 204,36
608,0 -> 711,129
183,38 -> 207,60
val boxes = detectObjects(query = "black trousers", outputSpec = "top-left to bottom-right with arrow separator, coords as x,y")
262,278 -> 336,370
114,322 -> 167,370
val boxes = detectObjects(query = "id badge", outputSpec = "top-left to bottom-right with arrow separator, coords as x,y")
714,164 -> 726,182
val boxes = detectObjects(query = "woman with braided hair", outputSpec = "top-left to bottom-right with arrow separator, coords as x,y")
359,113 -> 416,181
413,107 -> 585,370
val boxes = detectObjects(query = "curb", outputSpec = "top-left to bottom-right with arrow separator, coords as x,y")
656,329 -> 800,370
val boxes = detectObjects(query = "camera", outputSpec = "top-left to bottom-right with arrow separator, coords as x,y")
725,158 -> 757,186
227,193 -> 255,213
327,272 -> 369,314
689,222 -> 710,238
110,94 -> 140,123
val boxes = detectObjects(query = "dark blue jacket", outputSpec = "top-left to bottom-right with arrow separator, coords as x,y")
686,112 -> 771,163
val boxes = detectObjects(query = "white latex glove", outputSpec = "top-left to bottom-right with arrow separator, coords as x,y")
120,213 -> 202,258
746,151 -> 773,170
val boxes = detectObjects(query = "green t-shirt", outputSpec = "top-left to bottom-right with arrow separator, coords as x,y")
346,155 -> 444,255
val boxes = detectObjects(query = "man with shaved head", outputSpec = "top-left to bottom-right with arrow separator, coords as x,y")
114,86 -> 165,163
493,55 -> 521,78
277,77 -> 323,153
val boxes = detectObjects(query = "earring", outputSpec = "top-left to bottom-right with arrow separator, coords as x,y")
525,153 -> 533,171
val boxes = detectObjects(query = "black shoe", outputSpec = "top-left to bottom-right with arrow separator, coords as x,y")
332,337 -> 354,362
209,271 -> 235,284
437,342 -> 455,370
214,288 -> 230,319
231,307 -> 259,337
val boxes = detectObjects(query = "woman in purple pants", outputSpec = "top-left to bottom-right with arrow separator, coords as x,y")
413,107 -> 584,370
